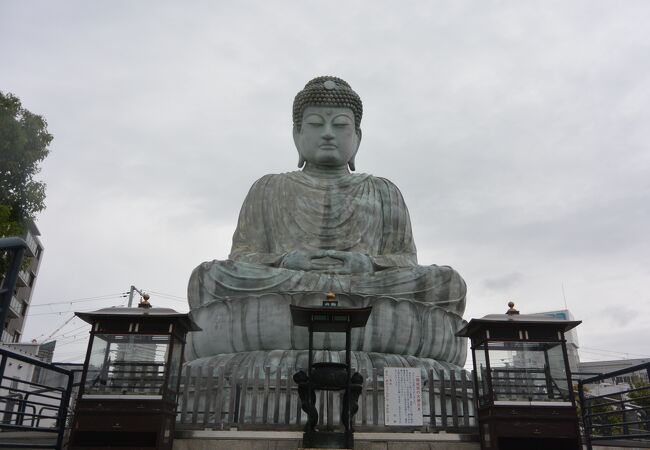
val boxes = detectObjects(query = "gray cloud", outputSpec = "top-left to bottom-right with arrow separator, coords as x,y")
598,306 -> 641,327
483,272 -> 524,291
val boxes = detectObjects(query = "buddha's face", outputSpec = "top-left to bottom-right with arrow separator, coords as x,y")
293,106 -> 361,169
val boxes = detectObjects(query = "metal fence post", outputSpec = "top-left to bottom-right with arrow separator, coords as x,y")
578,379 -> 592,450
55,371 -> 74,450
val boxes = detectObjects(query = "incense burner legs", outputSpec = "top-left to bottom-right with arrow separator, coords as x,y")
294,367 -> 363,434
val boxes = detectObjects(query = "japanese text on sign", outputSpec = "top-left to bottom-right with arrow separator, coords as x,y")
384,367 -> 423,426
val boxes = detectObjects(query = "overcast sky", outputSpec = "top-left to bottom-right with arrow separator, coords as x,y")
1,0 -> 649,364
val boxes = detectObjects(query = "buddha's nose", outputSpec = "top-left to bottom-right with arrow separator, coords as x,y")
322,124 -> 335,139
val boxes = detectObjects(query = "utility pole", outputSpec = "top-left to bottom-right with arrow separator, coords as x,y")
127,285 -> 147,307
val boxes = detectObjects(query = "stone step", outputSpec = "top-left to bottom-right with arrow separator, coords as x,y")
173,430 -> 479,450
175,442 -> 479,450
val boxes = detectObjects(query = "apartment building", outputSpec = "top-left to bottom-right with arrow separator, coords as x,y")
1,220 -> 44,343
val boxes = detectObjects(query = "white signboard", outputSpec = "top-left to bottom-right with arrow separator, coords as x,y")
383,367 -> 423,426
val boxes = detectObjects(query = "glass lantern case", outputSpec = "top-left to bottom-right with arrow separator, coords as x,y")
69,307 -> 200,450
82,333 -> 184,401
457,312 -> 582,450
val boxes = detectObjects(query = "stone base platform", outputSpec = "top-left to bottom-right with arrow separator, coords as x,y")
173,430 -> 479,450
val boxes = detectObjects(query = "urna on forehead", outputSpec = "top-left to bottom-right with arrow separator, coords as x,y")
293,76 -> 363,130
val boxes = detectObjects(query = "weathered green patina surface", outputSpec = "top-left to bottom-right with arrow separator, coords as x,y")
186,77 -> 468,375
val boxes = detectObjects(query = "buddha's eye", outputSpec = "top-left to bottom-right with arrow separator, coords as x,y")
332,116 -> 353,128
304,114 -> 324,127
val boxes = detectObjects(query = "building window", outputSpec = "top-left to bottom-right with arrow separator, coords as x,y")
13,331 -> 21,343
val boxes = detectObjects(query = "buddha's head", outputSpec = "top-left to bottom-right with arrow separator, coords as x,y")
292,76 -> 363,171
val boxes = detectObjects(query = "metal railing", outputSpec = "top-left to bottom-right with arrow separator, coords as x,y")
176,366 -> 477,433
578,361 -> 650,449
16,269 -> 30,288
84,361 -> 167,397
0,346 -> 74,450
0,330 -> 12,344
490,367 -> 570,401
24,232 -> 39,258
7,296 -> 22,319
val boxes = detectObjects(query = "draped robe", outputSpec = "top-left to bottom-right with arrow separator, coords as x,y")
189,171 -> 466,315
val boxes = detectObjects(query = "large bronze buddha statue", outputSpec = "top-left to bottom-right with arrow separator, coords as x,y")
186,76 -> 468,375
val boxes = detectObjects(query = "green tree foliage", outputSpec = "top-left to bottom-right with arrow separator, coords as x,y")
628,376 -> 650,408
591,395 -> 625,436
628,375 -> 650,432
0,91 -> 52,237
582,378 -> 650,437
0,92 -> 52,279
577,385 -> 625,437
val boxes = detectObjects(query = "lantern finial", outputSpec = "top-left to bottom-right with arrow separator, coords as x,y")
506,301 -> 519,315
323,291 -> 338,307
138,293 -> 152,309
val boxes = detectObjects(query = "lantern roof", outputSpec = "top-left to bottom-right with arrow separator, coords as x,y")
456,313 -> 581,338
75,307 -> 201,331
290,304 -> 372,331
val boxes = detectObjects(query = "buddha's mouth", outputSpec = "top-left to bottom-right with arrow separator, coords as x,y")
319,144 -> 337,150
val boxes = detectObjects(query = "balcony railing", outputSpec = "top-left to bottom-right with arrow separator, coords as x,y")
1,329 -> 13,343
24,231 -> 39,257
7,295 -> 23,319
16,269 -> 30,288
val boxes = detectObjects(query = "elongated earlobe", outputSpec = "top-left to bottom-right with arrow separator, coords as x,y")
293,126 -> 305,168
348,129 -> 361,171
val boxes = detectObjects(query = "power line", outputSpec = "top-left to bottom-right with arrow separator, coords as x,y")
144,291 -> 187,303
42,315 -> 77,342
29,289 -> 186,309
46,324 -> 90,341
55,350 -> 90,363
32,316 -> 79,341
28,303 -> 126,317
29,293 -> 128,308
150,295 -> 186,304
579,350 -> 621,359
580,347 -> 650,359
55,336 -> 90,348
55,349 -> 87,356
146,290 -> 186,300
